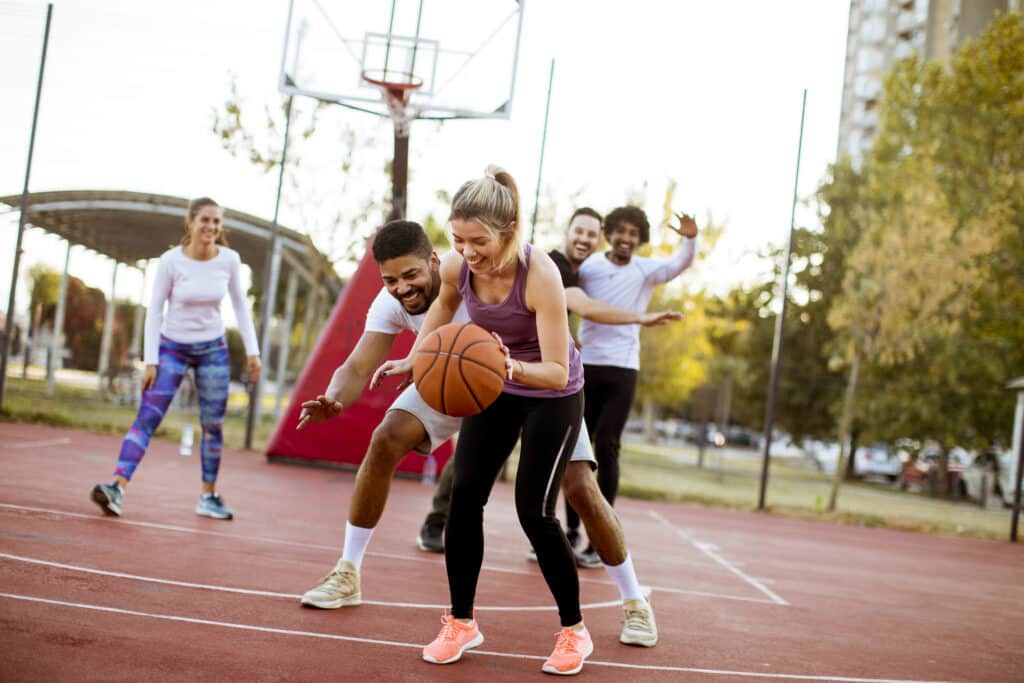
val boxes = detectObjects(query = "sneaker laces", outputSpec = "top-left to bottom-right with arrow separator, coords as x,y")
436,614 -> 462,643
624,603 -> 652,632
318,565 -> 357,592
553,628 -> 581,655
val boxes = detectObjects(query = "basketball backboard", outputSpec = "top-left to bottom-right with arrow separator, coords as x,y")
279,0 -> 524,120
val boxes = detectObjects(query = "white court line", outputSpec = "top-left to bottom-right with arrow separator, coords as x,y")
0,592 -> 950,682
1,437 -> 72,450
0,502 -> 776,605
0,552 -> 624,612
648,510 -> 789,606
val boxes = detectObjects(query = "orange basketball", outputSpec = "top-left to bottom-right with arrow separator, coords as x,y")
413,322 -> 507,417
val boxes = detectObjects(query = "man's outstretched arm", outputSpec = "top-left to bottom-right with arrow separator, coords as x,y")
649,212 -> 699,285
564,287 -> 682,326
297,331 -> 395,429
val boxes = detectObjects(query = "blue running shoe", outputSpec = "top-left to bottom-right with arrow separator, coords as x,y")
196,493 -> 234,520
91,482 -> 123,516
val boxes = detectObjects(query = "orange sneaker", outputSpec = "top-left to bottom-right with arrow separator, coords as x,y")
422,613 -> 484,664
542,625 -> 593,675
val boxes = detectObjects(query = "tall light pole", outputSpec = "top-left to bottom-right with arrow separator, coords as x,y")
1,4 -> 53,409
757,89 -> 807,511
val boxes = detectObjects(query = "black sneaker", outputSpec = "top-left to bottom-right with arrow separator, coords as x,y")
575,546 -> 602,569
416,521 -> 445,553
566,528 -> 580,551
91,482 -> 123,516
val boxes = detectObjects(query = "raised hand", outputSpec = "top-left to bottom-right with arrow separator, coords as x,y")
296,395 -> 343,430
668,211 -> 698,239
638,310 -> 683,327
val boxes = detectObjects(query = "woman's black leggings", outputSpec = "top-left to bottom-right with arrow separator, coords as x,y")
447,390 -> 583,627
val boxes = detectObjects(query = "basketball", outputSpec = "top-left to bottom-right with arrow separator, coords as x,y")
413,322 -> 507,417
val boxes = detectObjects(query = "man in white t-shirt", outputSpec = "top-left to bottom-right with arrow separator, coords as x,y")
569,207 -> 698,559
296,220 -> 662,647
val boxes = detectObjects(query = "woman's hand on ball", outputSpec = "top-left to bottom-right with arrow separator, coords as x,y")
492,332 -> 514,380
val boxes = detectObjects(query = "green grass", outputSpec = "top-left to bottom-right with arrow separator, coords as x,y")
2,375 -> 1014,541
619,441 -> 1013,541
0,376 -> 277,452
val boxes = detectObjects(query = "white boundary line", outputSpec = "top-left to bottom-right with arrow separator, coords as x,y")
0,592 -> 950,682
0,437 -> 72,449
0,503 -> 779,605
647,510 -> 789,606
0,552 -> 624,612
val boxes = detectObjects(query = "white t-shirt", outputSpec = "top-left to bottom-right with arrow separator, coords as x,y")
365,286 -> 470,336
577,237 -> 696,369
144,246 -> 260,364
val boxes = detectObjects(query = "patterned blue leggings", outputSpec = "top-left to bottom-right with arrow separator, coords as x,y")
115,336 -> 230,483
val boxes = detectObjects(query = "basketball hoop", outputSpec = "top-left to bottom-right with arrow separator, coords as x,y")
361,68 -> 423,102
361,69 -> 423,136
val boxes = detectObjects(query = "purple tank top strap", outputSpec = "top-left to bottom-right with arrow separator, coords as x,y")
458,243 -> 532,306
459,243 -> 582,398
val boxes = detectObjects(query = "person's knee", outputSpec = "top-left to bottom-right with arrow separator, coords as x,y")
567,470 -> 605,516
562,464 -> 595,509
516,507 -> 552,537
364,422 -> 418,474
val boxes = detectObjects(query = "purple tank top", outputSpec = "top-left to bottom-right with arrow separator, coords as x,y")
459,244 -> 584,398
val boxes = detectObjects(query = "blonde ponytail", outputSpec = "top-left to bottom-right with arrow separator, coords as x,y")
450,165 -> 523,272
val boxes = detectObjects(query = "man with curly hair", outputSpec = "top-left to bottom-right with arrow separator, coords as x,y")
566,206 -> 698,562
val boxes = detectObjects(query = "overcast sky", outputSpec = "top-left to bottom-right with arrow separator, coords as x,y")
0,0 -> 850,324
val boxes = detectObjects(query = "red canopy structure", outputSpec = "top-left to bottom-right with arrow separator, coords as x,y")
265,238 -> 453,475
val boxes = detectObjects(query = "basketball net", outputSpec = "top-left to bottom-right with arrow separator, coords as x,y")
381,88 -> 416,138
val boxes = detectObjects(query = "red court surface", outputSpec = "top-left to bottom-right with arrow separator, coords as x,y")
1,422 -> 1022,682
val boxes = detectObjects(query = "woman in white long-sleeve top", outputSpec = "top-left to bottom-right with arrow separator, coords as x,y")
90,197 -> 260,520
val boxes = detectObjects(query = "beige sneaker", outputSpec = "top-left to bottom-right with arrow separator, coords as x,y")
300,560 -> 361,608
619,598 -> 657,647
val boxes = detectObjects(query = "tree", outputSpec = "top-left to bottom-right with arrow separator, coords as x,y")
24,264 -> 61,371
633,182 -> 724,436
824,13 -> 1024,505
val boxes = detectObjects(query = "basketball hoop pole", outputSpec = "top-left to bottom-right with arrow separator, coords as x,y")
389,126 -> 410,221
363,73 -> 420,222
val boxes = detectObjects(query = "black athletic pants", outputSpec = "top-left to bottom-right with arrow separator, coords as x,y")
447,390 -> 583,627
565,364 -> 637,533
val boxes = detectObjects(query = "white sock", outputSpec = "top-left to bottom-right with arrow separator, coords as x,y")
340,521 -> 375,570
604,553 -> 645,601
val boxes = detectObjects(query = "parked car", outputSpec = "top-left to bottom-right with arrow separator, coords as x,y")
804,439 -> 841,474
854,444 -> 902,482
725,426 -> 759,448
962,448 -> 1018,507
682,422 -> 723,446
899,444 -> 970,492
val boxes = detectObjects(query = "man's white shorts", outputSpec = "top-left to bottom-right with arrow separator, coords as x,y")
387,385 -> 598,470
387,385 -> 462,454
569,419 -> 598,469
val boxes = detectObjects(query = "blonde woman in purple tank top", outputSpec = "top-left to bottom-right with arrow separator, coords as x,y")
372,166 -> 592,675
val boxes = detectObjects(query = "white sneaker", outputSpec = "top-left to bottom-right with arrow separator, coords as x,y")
619,597 -> 658,647
300,560 -> 361,608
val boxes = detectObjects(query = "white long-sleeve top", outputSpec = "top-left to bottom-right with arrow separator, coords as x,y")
577,237 -> 696,369
143,246 -> 260,364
